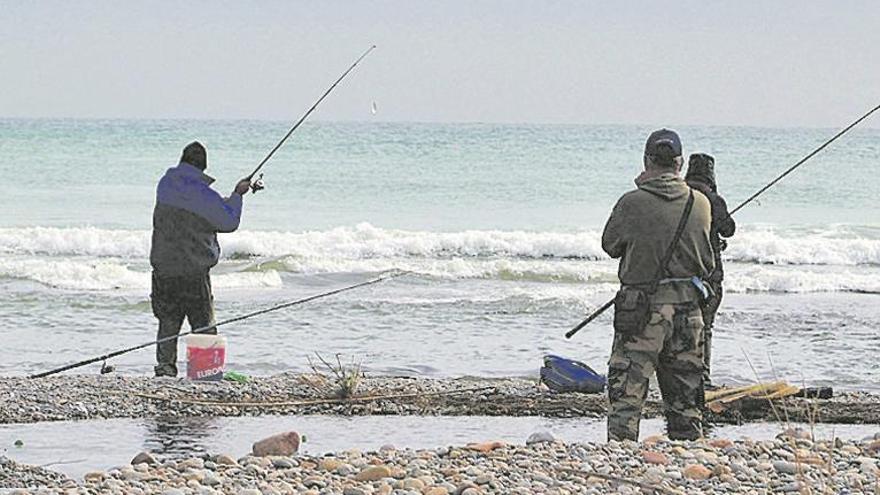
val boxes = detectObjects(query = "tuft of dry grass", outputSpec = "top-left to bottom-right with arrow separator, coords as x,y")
308,352 -> 363,399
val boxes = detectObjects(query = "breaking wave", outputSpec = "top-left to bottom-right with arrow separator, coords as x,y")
2,223 -> 879,266
725,227 -> 880,266
1,224 -> 879,293
0,258 -> 282,291
725,266 -> 880,294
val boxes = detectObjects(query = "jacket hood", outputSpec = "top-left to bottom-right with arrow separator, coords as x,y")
170,162 -> 216,185
636,173 -> 691,201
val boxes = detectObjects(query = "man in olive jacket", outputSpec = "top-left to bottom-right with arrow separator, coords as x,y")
601,129 -> 715,441
150,142 -> 251,377
686,153 -> 736,388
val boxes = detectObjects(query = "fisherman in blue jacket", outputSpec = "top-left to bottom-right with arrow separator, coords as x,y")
150,141 -> 251,377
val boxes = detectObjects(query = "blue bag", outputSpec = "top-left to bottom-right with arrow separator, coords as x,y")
540,354 -> 606,394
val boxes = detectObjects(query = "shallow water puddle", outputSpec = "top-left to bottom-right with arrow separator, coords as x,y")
1,415 -> 876,480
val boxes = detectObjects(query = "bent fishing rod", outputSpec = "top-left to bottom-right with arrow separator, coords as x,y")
246,45 -> 376,192
29,270 -> 409,379
566,102 -> 880,339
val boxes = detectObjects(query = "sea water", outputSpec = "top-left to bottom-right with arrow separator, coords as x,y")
1,119 -> 878,389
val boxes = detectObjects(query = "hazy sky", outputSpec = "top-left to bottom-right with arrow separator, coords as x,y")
2,1 -> 879,127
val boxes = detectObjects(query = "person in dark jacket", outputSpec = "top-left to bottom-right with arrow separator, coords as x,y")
602,129 -> 715,441
150,141 -> 251,377
685,153 -> 736,388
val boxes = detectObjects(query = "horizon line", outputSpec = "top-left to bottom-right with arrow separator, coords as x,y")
2,115 -> 878,133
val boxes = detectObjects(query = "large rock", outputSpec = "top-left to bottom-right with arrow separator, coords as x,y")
859,457 -> 879,476
780,481 -> 804,493
841,445 -> 862,455
252,431 -> 301,457
355,465 -> 392,481
465,441 -> 506,453
454,482 -> 481,495
83,471 -> 106,483
178,458 -> 204,470
319,458 -> 342,471
683,464 -> 712,480
526,431 -> 555,445
708,438 -> 733,449
773,460 -> 799,475
214,454 -> 238,466
303,476 -> 326,489
641,451 -> 669,465
272,457 -> 296,469
404,478 -> 426,490
778,427 -> 812,441
131,452 -> 158,466
642,435 -> 668,445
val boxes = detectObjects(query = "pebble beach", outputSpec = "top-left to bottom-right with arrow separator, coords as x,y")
2,373 -> 880,493
4,431 -> 880,494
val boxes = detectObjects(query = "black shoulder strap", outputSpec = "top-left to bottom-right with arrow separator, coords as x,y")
648,189 -> 695,294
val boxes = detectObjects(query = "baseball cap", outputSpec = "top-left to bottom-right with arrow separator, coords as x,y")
644,129 -> 682,157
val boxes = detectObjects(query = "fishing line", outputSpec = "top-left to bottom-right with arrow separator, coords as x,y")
29,270 -> 410,379
566,103 -> 880,339
728,103 -> 880,215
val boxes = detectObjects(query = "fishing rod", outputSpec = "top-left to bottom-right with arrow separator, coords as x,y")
245,45 -> 377,193
30,47 -> 380,378
729,103 -> 880,215
566,103 -> 880,339
29,270 -> 409,379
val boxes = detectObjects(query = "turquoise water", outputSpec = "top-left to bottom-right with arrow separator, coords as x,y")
1,119 -> 879,388
3,119 -> 878,230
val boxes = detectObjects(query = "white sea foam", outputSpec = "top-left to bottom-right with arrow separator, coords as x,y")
725,228 -> 880,265
0,224 -> 605,260
0,226 -> 150,258
268,256 -> 619,283
0,258 -> 147,291
224,223 -> 607,260
269,256 -> 880,294
1,224 -> 879,272
0,223 -> 880,265
724,266 -> 880,294
0,257 -> 282,291
1,252 -> 876,294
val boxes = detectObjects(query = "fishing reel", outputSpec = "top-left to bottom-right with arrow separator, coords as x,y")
250,173 -> 265,194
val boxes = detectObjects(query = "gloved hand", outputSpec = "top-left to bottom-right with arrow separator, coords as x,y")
234,179 -> 252,196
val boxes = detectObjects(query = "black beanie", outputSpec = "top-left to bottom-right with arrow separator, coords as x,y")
181,141 -> 207,170
686,153 -> 717,191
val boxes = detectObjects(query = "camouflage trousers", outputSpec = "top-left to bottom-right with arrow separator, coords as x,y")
700,281 -> 723,385
607,300 -> 705,441
151,272 -> 216,377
